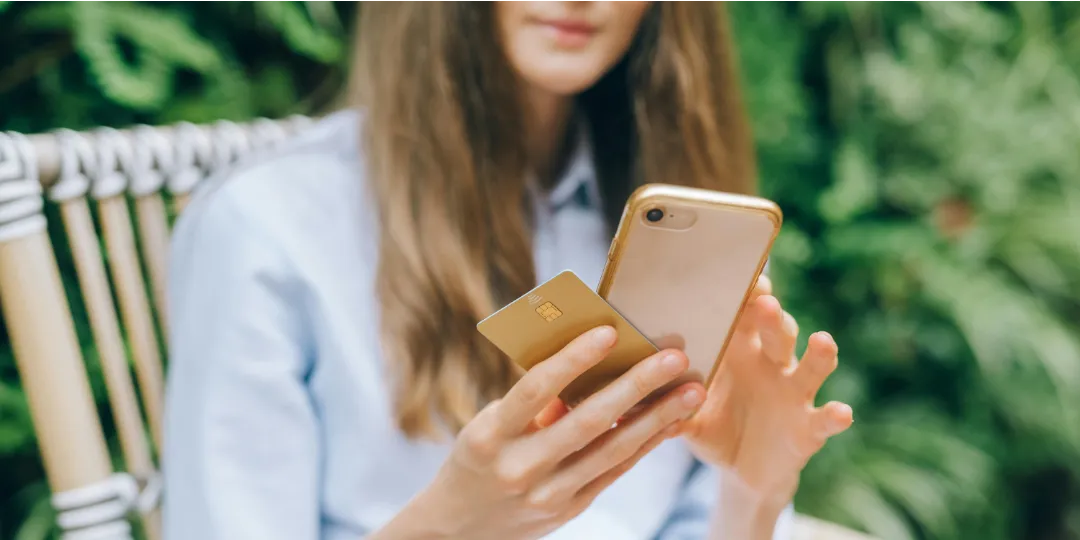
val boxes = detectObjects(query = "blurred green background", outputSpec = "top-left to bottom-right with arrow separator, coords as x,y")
2,2 -> 1079,539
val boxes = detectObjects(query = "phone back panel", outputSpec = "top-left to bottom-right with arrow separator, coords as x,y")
598,184 -> 781,386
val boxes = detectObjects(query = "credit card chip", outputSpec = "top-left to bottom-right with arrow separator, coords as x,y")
536,301 -> 563,322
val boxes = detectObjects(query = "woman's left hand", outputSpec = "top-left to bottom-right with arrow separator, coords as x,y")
677,276 -> 854,506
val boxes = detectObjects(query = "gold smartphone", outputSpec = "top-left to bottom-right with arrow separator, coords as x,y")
477,270 -> 658,406
598,183 -> 782,389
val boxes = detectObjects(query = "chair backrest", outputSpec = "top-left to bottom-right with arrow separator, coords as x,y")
0,119 -> 876,540
0,117 -> 308,540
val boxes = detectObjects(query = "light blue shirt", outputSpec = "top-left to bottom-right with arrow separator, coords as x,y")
163,110 -> 793,540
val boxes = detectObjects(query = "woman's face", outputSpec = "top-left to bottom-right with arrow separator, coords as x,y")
496,2 -> 651,97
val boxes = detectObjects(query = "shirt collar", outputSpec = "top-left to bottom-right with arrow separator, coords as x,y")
538,121 -> 601,212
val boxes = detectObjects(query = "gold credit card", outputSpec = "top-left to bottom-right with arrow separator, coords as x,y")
477,270 -> 658,406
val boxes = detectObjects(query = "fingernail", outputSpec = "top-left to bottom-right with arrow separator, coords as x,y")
661,353 -> 683,372
593,326 -> 616,347
681,388 -> 703,408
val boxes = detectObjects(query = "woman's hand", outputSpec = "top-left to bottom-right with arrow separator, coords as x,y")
372,326 -> 707,540
679,276 -> 854,507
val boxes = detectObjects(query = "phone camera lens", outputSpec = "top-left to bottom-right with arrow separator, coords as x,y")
646,208 -> 664,223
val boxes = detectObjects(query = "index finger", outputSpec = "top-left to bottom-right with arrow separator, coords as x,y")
496,326 -> 617,434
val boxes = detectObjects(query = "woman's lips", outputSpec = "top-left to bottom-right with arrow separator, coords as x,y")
536,18 -> 597,48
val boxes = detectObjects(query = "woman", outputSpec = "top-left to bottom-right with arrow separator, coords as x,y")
164,3 -> 854,540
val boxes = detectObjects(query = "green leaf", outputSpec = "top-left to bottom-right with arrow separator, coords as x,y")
106,5 -> 224,73
72,2 -> 172,110
256,1 -> 344,64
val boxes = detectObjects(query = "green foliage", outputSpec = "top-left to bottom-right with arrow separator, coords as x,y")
1,2 -> 1078,540
255,2 -> 345,63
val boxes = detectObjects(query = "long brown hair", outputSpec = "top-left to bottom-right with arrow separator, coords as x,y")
352,2 -> 755,439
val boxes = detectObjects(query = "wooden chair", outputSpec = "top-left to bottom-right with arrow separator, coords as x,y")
0,120 -> 875,540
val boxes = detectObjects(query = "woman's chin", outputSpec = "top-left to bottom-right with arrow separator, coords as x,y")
517,63 -> 609,97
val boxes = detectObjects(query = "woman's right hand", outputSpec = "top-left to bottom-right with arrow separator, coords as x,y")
371,326 -> 705,540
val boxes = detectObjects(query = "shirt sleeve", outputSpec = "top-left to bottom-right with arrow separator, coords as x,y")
163,187 -> 323,540
652,459 -> 795,540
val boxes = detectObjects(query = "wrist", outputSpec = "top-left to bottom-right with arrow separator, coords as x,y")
713,472 -> 791,540
370,489 -> 457,540
720,467 -> 795,508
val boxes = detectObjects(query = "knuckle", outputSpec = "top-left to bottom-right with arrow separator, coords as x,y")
476,399 -> 502,422
564,495 -> 592,520
815,427 -> 830,446
567,333 -> 610,367
494,458 -> 533,495
608,436 -> 637,463
515,376 -> 546,406
800,432 -> 827,455
631,369 -> 656,396
568,347 -> 604,371
461,421 -> 500,458
812,355 -> 838,376
481,398 -> 502,414
573,413 -> 611,436
614,456 -> 637,476
525,487 -> 564,513
826,354 -> 839,372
